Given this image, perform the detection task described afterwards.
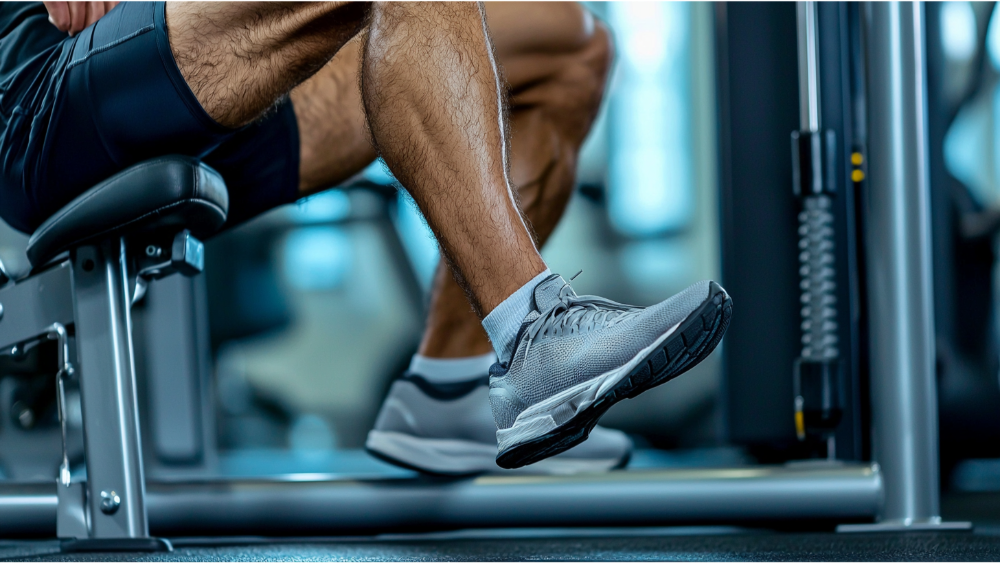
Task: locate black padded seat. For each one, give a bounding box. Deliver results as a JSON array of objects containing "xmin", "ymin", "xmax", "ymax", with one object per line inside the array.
[{"xmin": 26, "ymin": 156, "xmax": 228, "ymax": 267}]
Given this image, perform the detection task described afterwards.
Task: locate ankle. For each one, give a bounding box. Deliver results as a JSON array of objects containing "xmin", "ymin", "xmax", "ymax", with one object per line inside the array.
[
  {"xmin": 481, "ymin": 268, "xmax": 552, "ymax": 363},
  {"xmin": 417, "ymin": 327, "xmax": 495, "ymax": 358},
  {"xmin": 408, "ymin": 352, "xmax": 497, "ymax": 383}
]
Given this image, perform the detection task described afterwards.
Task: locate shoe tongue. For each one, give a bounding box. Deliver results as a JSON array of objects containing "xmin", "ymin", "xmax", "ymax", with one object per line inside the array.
[{"xmin": 533, "ymin": 274, "xmax": 573, "ymax": 313}]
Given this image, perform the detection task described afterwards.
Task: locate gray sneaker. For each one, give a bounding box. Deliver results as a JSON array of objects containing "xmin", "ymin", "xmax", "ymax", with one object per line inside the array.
[
  {"xmin": 491, "ymin": 274, "xmax": 732, "ymax": 469},
  {"xmin": 366, "ymin": 372, "xmax": 632, "ymax": 475}
]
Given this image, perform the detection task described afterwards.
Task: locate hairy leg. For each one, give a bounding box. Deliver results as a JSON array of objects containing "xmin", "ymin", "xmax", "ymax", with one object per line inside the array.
[
  {"xmin": 293, "ymin": 3, "xmax": 611, "ymax": 197},
  {"xmin": 288, "ymin": 4, "xmax": 611, "ymax": 357},
  {"xmin": 361, "ymin": 3, "xmax": 546, "ymax": 315},
  {"xmin": 292, "ymin": 37, "xmax": 372, "ymax": 191},
  {"xmin": 419, "ymin": 4, "xmax": 612, "ymax": 356},
  {"xmin": 167, "ymin": 3, "xmax": 368, "ymax": 128},
  {"xmin": 166, "ymin": 1, "xmax": 544, "ymax": 315}
]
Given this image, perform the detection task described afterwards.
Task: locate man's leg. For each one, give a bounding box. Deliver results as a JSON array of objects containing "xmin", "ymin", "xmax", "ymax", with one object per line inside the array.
[
  {"xmin": 418, "ymin": 3, "xmax": 612, "ymax": 357},
  {"xmin": 167, "ymin": 1, "xmax": 546, "ymax": 317},
  {"xmin": 280, "ymin": 3, "xmax": 624, "ymax": 474},
  {"xmin": 395, "ymin": 5, "xmax": 623, "ymax": 474},
  {"xmin": 287, "ymin": 3, "xmax": 613, "ymax": 358},
  {"xmin": 166, "ymin": 2, "xmax": 731, "ymax": 469}
]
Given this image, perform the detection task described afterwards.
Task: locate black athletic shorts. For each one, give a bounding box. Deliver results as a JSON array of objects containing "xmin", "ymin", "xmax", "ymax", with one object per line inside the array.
[{"xmin": 0, "ymin": 2, "xmax": 300, "ymax": 234}]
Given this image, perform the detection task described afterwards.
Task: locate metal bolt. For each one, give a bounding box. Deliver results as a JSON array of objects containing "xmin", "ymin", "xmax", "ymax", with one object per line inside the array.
[
  {"xmin": 145, "ymin": 245, "xmax": 162, "ymax": 258},
  {"xmin": 100, "ymin": 490, "xmax": 121, "ymax": 515}
]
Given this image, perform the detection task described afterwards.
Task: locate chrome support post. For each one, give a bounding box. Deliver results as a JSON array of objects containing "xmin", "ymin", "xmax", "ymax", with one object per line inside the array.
[
  {"xmin": 840, "ymin": 1, "xmax": 969, "ymax": 532},
  {"xmin": 69, "ymin": 238, "xmax": 149, "ymax": 540}
]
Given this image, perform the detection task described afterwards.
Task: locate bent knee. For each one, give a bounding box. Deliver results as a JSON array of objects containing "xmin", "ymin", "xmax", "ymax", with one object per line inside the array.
[
  {"xmin": 488, "ymin": 3, "xmax": 597, "ymax": 56},
  {"xmin": 538, "ymin": 8, "xmax": 614, "ymax": 99},
  {"xmin": 538, "ymin": 4, "xmax": 613, "ymax": 75},
  {"xmin": 543, "ymin": 17, "xmax": 614, "ymax": 121},
  {"xmin": 536, "ymin": 3, "xmax": 600, "ymax": 54},
  {"xmin": 577, "ymin": 18, "xmax": 613, "ymax": 93}
]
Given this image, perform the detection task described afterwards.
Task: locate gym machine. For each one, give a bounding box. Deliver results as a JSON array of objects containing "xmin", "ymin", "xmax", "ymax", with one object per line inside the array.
[
  {"xmin": 720, "ymin": 1, "xmax": 968, "ymax": 531},
  {"xmin": 719, "ymin": 0, "xmax": 866, "ymax": 466},
  {"xmin": 0, "ymin": 156, "xmax": 224, "ymax": 550},
  {"xmin": 0, "ymin": 0, "xmax": 966, "ymax": 548}
]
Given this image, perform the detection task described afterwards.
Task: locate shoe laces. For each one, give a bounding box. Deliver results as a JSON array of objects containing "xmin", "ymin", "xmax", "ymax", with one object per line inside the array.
[{"xmin": 524, "ymin": 271, "xmax": 642, "ymax": 356}]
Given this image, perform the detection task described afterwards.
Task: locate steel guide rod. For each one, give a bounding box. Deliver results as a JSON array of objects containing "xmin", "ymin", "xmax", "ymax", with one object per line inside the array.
[
  {"xmin": 792, "ymin": 2, "xmax": 842, "ymax": 456},
  {"xmin": 797, "ymin": 1, "xmax": 822, "ymax": 131}
]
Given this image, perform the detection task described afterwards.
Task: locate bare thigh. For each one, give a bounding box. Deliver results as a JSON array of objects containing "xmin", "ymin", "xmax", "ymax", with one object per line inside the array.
[
  {"xmin": 165, "ymin": 2, "xmax": 369, "ymax": 129},
  {"xmin": 290, "ymin": 2, "xmax": 608, "ymax": 196}
]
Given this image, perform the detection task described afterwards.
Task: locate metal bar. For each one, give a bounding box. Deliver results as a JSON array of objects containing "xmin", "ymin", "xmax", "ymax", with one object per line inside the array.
[
  {"xmin": 862, "ymin": 1, "xmax": 940, "ymax": 525},
  {"xmin": 0, "ymin": 465, "xmax": 882, "ymax": 536},
  {"xmin": 797, "ymin": 1, "xmax": 821, "ymax": 130},
  {"xmin": 0, "ymin": 483, "xmax": 55, "ymax": 537},
  {"xmin": 70, "ymin": 239, "xmax": 148, "ymax": 538}
]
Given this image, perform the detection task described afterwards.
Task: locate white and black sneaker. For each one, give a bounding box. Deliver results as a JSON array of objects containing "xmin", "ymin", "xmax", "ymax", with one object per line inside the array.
[{"xmin": 366, "ymin": 371, "xmax": 632, "ymax": 476}]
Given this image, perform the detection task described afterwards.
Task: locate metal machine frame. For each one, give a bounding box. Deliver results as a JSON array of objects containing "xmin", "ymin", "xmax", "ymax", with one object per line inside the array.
[{"xmin": 0, "ymin": 235, "xmax": 190, "ymax": 550}]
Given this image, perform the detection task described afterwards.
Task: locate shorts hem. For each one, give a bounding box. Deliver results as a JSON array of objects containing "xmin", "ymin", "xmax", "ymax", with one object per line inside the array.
[{"xmin": 152, "ymin": 1, "xmax": 238, "ymax": 137}]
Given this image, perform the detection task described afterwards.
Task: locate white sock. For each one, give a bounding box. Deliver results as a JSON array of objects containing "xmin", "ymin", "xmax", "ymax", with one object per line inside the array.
[
  {"xmin": 408, "ymin": 352, "xmax": 498, "ymax": 383},
  {"xmin": 481, "ymin": 269, "xmax": 552, "ymax": 363}
]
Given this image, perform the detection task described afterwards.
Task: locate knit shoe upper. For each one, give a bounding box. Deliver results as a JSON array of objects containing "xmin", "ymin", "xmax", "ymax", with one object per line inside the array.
[
  {"xmin": 490, "ymin": 274, "xmax": 731, "ymax": 469},
  {"xmin": 366, "ymin": 371, "xmax": 632, "ymax": 475}
]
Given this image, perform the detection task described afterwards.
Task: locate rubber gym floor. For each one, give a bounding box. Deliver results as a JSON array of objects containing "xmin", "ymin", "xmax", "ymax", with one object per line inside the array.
[
  {"xmin": 1, "ymin": 529, "xmax": 999, "ymax": 562},
  {"xmin": 3, "ymin": 494, "xmax": 1000, "ymax": 562}
]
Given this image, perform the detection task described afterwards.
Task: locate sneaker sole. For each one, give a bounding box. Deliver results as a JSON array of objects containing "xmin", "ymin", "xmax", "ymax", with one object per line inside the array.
[
  {"xmin": 366, "ymin": 430, "xmax": 630, "ymax": 476},
  {"xmin": 496, "ymin": 282, "xmax": 732, "ymax": 470}
]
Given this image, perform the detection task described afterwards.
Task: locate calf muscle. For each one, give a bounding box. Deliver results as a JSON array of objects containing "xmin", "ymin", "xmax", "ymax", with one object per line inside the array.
[
  {"xmin": 166, "ymin": 1, "xmax": 546, "ymax": 316},
  {"xmin": 362, "ymin": 3, "xmax": 544, "ymax": 315}
]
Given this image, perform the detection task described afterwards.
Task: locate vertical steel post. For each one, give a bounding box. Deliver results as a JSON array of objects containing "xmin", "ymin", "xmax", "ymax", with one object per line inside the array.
[
  {"xmin": 71, "ymin": 238, "xmax": 148, "ymax": 538},
  {"xmin": 842, "ymin": 1, "xmax": 968, "ymax": 531}
]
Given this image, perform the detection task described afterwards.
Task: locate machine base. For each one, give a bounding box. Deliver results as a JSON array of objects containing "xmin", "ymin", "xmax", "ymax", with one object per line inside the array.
[
  {"xmin": 837, "ymin": 519, "xmax": 973, "ymax": 533},
  {"xmin": 0, "ymin": 465, "xmax": 884, "ymax": 537},
  {"xmin": 61, "ymin": 537, "xmax": 173, "ymax": 552}
]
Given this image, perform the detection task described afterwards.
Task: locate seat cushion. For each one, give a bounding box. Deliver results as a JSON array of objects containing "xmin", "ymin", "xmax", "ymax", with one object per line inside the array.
[{"xmin": 26, "ymin": 156, "xmax": 228, "ymax": 267}]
